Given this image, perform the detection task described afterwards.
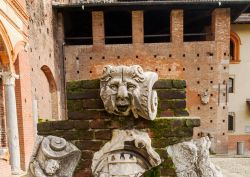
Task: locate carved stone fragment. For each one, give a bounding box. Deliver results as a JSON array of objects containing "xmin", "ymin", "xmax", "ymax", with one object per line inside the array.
[
  {"xmin": 200, "ymin": 90, "xmax": 210, "ymax": 105},
  {"xmin": 100, "ymin": 65, "xmax": 158, "ymax": 120},
  {"xmin": 28, "ymin": 136, "xmax": 81, "ymax": 177},
  {"xmin": 167, "ymin": 137, "xmax": 223, "ymax": 177},
  {"xmin": 92, "ymin": 130, "xmax": 161, "ymax": 177}
]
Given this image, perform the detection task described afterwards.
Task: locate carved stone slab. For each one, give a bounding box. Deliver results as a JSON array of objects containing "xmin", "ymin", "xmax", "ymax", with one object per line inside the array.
[
  {"xmin": 100, "ymin": 65, "xmax": 158, "ymax": 120},
  {"xmin": 92, "ymin": 130, "xmax": 161, "ymax": 177},
  {"xmin": 167, "ymin": 137, "xmax": 223, "ymax": 177},
  {"xmin": 28, "ymin": 136, "xmax": 81, "ymax": 177}
]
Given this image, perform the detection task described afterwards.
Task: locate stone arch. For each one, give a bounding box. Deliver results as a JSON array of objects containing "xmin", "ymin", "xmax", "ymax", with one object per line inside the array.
[
  {"xmin": 0, "ymin": 20, "xmax": 13, "ymax": 65},
  {"xmin": 13, "ymin": 41, "xmax": 26, "ymax": 63},
  {"xmin": 41, "ymin": 65, "xmax": 58, "ymax": 120},
  {"xmin": 230, "ymin": 31, "xmax": 241, "ymax": 64}
]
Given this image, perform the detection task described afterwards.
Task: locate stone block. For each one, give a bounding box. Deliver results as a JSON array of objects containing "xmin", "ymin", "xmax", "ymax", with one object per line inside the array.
[
  {"xmin": 174, "ymin": 109, "xmax": 189, "ymax": 117},
  {"xmin": 172, "ymin": 80, "xmax": 186, "ymax": 89},
  {"xmin": 68, "ymin": 110, "xmax": 101, "ymax": 120},
  {"xmin": 74, "ymin": 120, "xmax": 90, "ymax": 129},
  {"xmin": 157, "ymin": 90, "xmax": 186, "ymax": 100},
  {"xmin": 52, "ymin": 120, "xmax": 75, "ymax": 130},
  {"xmin": 67, "ymin": 89, "xmax": 100, "ymax": 100},
  {"xmin": 95, "ymin": 130, "xmax": 112, "ymax": 140},
  {"xmin": 153, "ymin": 80, "xmax": 173, "ymax": 89},
  {"xmin": 82, "ymin": 99, "xmax": 104, "ymax": 109},
  {"xmin": 81, "ymin": 151, "xmax": 94, "ymax": 159},
  {"xmin": 74, "ymin": 140, "xmax": 104, "ymax": 150}
]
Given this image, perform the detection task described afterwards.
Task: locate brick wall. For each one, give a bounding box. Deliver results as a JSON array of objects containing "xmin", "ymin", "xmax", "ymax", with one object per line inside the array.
[
  {"xmin": 64, "ymin": 9, "xmax": 230, "ymax": 153},
  {"xmin": 14, "ymin": 51, "xmax": 35, "ymax": 170},
  {"xmin": 37, "ymin": 79, "xmax": 200, "ymax": 177},
  {"xmin": 0, "ymin": 79, "xmax": 7, "ymax": 147},
  {"xmin": 26, "ymin": 0, "xmax": 65, "ymax": 120}
]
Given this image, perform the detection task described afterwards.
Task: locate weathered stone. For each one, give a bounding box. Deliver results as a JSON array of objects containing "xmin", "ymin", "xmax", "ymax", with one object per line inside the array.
[
  {"xmin": 200, "ymin": 90, "xmax": 210, "ymax": 105},
  {"xmin": 28, "ymin": 136, "xmax": 81, "ymax": 177},
  {"xmin": 75, "ymin": 140, "xmax": 104, "ymax": 151},
  {"xmin": 92, "ymin": 130, "xmax": 161, "ymax": 177},
  {"xmin": 100, "ymin": 65, "xmax": 158, "ymax": 120},
  {"xmin": 172, "ymin": 80, "xmax": 186, "ymax": 89},
  {"xmin": 153, "ymin": 80, "xmax": 173, "ymax": 89},
  {"xmin": 167, "ymin": 137, "xmax": 223, "ymax": 177},
  {"xmin": 74, "ymin": 120, "xmax": 90, "ymax": 129},
  {"xmin": 67, "ymin": 89, "xmax": 100, "ymax": 100},
  {"xmin": 82, "ymin": 99, "xmax": 104, "ymax": 109},
  {"xmin": 68, "ymin": 110, "xmax": 101, "ymax": 120},
  {"xmin": 95, "ymin": 130, "xmax": 112, "ymax": 140},
  {"xmin": 157, "ymin": 90, "xmax": 186, "ymax": 100}
]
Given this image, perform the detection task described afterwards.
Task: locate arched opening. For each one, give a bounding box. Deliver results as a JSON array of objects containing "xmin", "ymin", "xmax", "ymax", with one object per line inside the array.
[
  {"xmin": 230, "ymin": 31, "xmax": 241, "ymax": 64},
  {"xmin": 41, "ymin": 65, "xmax": 58, "ymax": 120},
  {"xmin": 0, "ymin": 36, "xmax": 8, "ymax": 150}
]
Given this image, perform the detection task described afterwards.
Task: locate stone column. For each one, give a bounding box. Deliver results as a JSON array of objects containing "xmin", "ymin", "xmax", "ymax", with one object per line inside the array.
[
  {"xmin": 32, "ymin": 99, "xmax": 38, "ymax": 137},
  {"xmin": 0, "ymin": 72, "xmax": 20, "ymax": 174}
]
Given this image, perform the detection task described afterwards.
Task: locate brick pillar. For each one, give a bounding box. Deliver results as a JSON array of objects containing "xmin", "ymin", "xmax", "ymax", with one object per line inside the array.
[
  {"xmin": 212, "ymin": 8, "xmax": 231, "ymax": 42},
  {"xmin": 92, "ymin": 11, "xmax": 105, "ymax": 47},
  {"xmin": 211, "ymin": 8, "xmax": 230, "ymax": 154},
  {"xmin": 132, "ymin": 11, "xmax": 144, "ymax": 45},
  {"xmin": 14, "ymin": 51, "xmax": 34, "ymax": 170},
  {"xmin": 170, "ymin": 10, "xmax": 183, "ymax": 44}
]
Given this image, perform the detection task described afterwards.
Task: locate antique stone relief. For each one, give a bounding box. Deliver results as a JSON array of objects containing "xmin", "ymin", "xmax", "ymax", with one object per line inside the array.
[
  {"xmin": 167, "ymin": 136, "xmax": 223, "ymax": 177},
  {"xmin": 28, "ymin": 136, "xmax": 81, "ymax": 177},
  {"xmin": 200, "ymin": 90, "xmax": 210, "ymax": 105},
  {"xmin": 92, "ymin": 130, "xmax": 161, "ymax": 177},
  {"xmin": 100, "ymin": 65, "xmax": 158, "ymax": 120}
]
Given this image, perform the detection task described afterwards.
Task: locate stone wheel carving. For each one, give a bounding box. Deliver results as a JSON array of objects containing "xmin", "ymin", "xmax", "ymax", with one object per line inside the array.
[
  {"xmin": 28, "ymin": 136, "xmax": 81, "ymax": 177},
  {"xmin": 92, "ymin": 130, "xmax": 161, "ymax": 177}
]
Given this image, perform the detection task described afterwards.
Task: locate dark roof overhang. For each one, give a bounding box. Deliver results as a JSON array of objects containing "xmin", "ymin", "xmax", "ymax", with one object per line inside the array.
[{"xmin": 53, "ymin": 0, "xmax": 250, "ymax": 22}]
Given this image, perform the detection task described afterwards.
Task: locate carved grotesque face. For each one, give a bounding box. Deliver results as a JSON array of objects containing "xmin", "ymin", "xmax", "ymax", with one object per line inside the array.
[{"xmin": 100, "ymin": 65, "xmax": 158, "ymax": 120}]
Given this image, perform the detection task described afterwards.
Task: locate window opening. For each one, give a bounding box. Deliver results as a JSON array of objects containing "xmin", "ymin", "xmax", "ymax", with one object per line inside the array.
[
  {"xmin": 64, "ymin": 10, "xmax": 92, "ymax": 45},
  {"xmin": 184, "ymin": 10, "xmax": 212, "ymax": 41},
  {"xmin": 228, "ymin": 113, "xmax": 235, "ymax": 131},
  {"xmin": 144, "ymin": 10, "xmax": 170, "ymax": 43},
  {"xmin": 228, "ymin": 77, "xmax": 234, "ymax": 93},
  {"xmin": 104, "ymin": 11, "xmax": 132, "ymax": 44}
]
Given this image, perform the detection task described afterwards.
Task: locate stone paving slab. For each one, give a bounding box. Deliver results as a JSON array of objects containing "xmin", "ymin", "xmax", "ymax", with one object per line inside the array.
[{"xmin": 211, "ymin": 157, "xmax": 250, "ymax": 177}]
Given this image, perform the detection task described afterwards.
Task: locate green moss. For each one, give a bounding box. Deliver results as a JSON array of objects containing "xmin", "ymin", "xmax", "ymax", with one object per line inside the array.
[
  {"xmin": 143, "ymin": 165, "xmax": 161, "ymax": 177},
  {"xmin": 172, "ymin": 80, "xmax": 186, "ymax": 89},
  {"xmin": 67, "ymin": 79, "xmax": 100, "ymax": 93}
]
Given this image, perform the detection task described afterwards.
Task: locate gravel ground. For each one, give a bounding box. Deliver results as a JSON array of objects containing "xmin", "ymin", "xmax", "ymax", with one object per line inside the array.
[{"xmin": 211, "ymin": 157, "xmax": 250, "ymax": 177}]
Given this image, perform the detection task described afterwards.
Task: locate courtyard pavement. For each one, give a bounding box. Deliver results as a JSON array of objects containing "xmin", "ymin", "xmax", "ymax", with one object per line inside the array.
[{"xmin": 211, "ymin": 150, "xmax": 250, "ymax": 177}]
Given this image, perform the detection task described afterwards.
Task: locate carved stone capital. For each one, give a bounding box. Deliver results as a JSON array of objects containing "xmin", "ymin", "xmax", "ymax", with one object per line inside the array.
[{"xmin": 0, "ymin": 72, "xmax": 19, "ymax": 86}]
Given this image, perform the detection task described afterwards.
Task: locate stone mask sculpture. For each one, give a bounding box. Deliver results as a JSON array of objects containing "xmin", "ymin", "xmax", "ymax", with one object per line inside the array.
[
  {"xmin": 28, "ymin": 136, "xmax": 81, "ymax": 177},
  {"xmin": 92, "ymin": 130, "xmax": 161, "ymax": 177},
  {"xmin": 100, "ymin": 65, "xmax": 158, "ymax": 120}
]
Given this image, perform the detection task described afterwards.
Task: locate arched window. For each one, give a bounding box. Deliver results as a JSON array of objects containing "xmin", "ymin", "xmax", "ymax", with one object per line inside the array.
[{"xmin": 230, "ymin": 31, "xmax": 241, "ymax": 64}]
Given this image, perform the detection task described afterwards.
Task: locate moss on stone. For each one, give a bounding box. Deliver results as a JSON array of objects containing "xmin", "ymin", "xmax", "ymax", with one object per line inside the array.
[{"xmin": 143, "ymin": 165, "xmax": 161, "ymax": 177}]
